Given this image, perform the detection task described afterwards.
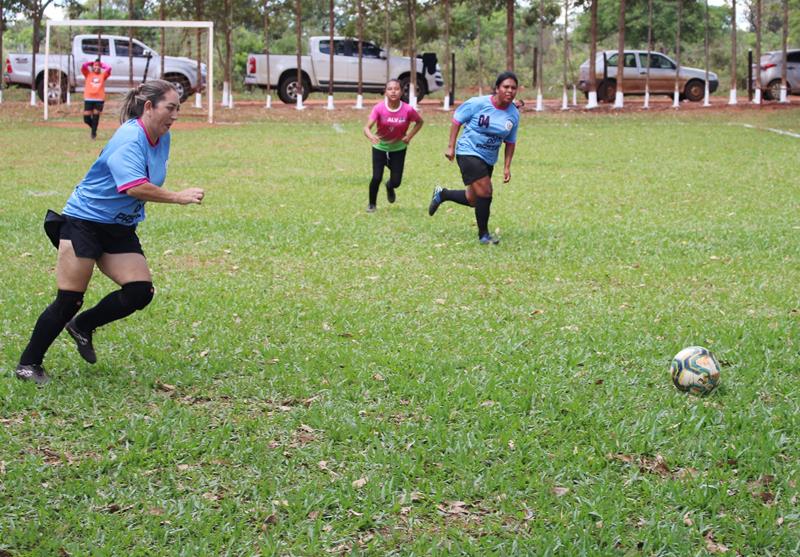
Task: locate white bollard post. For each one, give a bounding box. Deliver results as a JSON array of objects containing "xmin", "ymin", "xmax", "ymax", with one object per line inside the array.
[
  {"xmin": 227, "ymin": 91, "xmax": 234, "ymax": 109},
  {"xmin": 30, "ymin": 90, "xmax": 37, "ymax": 106},
  {"xmin": 0, "ymin": 88, "xmax": 3, "ymax": 104},
  {"xmin": 265, "ymin": 94, "xmax": 272, "ymax": 109},
  {"xmin": 703, "ymin": 83, "xmax": 711, "ymax": 106},
  {"xmin": 536, "ymin": 89, "xmax": 543, "ymax": 112},
  {"xmin": 409, "ymin": 83, "xmax": 417, "ymax": 109},
  {"xmin": 195, "ymin": 92, "xmax": 202, "ymax": 108},
  {"xmin": 442, "ymin": 95, "xmax": 450, "ymax": 111},
  {"xmin": 221, "ymin": 82, "xmax": 229, "ymax": 106},
  {"xmin": 614, "ymin": 91, "xmax": 624, "ymax": 109},
  {"xmin": 326, "ymin": 94, "xmax": 335, "ymax": 110},
  {"xmin": 586, "ymin": 90, "xmax": 598, "ymax": 109},
  {"xmin": 779, "ymin": 85, "xmax": 788, "ymax": 103},
  {"xmin": 728, "ymin": 88, "xmax": 737, "ymax": 105},
  {"xmin": 355, "ymin": 94, "xmax": 363, "ymax": 109},
  {"xmin": 561, "ymin": 88, "xmax": 568, "ymax": 111},
  {"xmin": 66, "ymin": 90, "xmax": 71, "ymax": 105},
  {"xmin": 296, "ymin": 94, "xmax": 304, "ymax": 110},
  {"xmin": 572, "ymin": 85, "xmax": 577, "ymax": 106},
  {"xmin": 672, "ymin": 88, "xmax": 680, "ymax": 108},
  {"xmin": 753, "ymin": 88, "xmax": 761, "ymax": 104},
  {"xmin": 644, "ymin": 88, "xmax": 650, "ymax": 109}
]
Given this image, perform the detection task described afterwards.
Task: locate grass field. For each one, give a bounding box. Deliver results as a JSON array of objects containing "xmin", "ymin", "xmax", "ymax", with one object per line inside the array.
[{"xmin": 1, "ymin": 103, "xmax": 799, "ymax": 555}]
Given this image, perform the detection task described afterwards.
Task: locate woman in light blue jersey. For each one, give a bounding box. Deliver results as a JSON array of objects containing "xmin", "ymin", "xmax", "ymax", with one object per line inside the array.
[
  {"xmin": 428, "ymin": 71, "xmax": 520, "ymax": 245},
  {"xmin": 15, "ymin": 80, "xmax": 205, "ymax": 384}
]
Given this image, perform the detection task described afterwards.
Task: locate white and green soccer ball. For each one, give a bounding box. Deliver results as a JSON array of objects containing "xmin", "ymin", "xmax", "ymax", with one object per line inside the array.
[{"xmin": 670, "ymin": 346, "xmax": 721, "ymax": 396}]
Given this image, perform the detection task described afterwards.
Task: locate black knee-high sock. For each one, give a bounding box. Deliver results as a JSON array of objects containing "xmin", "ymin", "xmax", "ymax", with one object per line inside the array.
[
  {"xmin": 19, "ymin": 290, "xmax": 84, "ymax": 366},
  {"xmin": 441, "ymin": 188, "xmax": 471, "ymax": 206},
  {"xmin": 91, "ymin": 114, "xmax": 100, "ymax": 134},
  {"xmin": 74, "ymin": 282, "xmax": 154, "ymax": 332},
  {"xmin": 83, "ymin": 114, "xmax": 93, "ymax": 128},
  {"xmin": 475, "ymin": 196, "xmax": 492, "ymax": 237}
]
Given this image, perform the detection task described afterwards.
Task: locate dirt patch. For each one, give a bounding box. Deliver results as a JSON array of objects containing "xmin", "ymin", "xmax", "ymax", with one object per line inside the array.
[{"xmin": 7, "ymin": 93, "xmax": 799, "ymax": 130}]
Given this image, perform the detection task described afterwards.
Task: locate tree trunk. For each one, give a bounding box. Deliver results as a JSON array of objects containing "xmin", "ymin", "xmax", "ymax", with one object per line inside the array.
[
  {"xmin": 128, "ymin": 0, "xmax": 134, "ymax": 87},
  {"xmin": 477, "ymin": 17, "xmax": 483, "ymax": 95},
  {"xmin": 754, "ymin": 0, "xmax": 761, "ymax": 94},
  {"xmin": 406, "ymin": 0, "xmax": 417, "ymax": 101},
  {"xmin": 328, "ymin": 0, "xmax": 333, "ymax": 97},
  {"xmin": 444, "ymin": 0, "xmax": 450, "ymax": 102},
  {"xmin": 160, "ymin": 0, "xmax": 165, "ymax": 77},
  {"xmin": 563, "ymin": 0, "xmax": 569, "ymax": 94},
  {"xmin": 730, "ymin": 0, "xmax": 736, "ymax": 94},
  {"xmin": 31, "ymin": 7, "xmax": 40, "ymax": 93},
  {"xmin": 588, "ymin": 0, "xmax": 597, "ymax": 96},
  {"xmin": 357, "ymin": 0, "xmax": 363, "ymax": 95},
  {"xmin": 225, "ymin": 0, "xmax": 232, "ymax": 95},
  {"xmin": 780, "ymin": 0, "xmax": 788, "ymax": 100},
  {"xmin": 196, "ymin": 0, "xmax": 203, "ymax": 98},
  {"xmin": 384, "ymin": 1, "xmax": 390, "ymax": 79},
  {"xmin": 674, "ymin": 0, "xmax": 682, "ymax": 99},
  {"xmin": 0, "ymin": 0, "xmax": 5, "ymax": 100},
  {"xmin": 537, "ymin": 0, "xmax": 544, "ymax": 96},
  {"xmin": 506, "ymin": 0, "xmax": 514, "ymax": 71},
  {"xmin": 98, "ymin": 0, "xmax": 103, "ymax": 49},
  {"xmin": 615, "ymin": 0, "xmax": 626, "ymax": 102},
  {"xmin": 645, "ymin": 0, "xmax": 653, "ymax": 98},
  {"xmin": 263, "ymin": 0, "xmax": 270, "ymax": 96},
  {"xmin": 296, "ymin": 0, "xmax": 302, "ymax": 100}
]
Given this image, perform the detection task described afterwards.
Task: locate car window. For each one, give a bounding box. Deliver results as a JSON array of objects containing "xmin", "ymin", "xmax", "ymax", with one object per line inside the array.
[
  {"xmin": 787, "ymin": 52, "xmax": 800, "ymax": 63},
  {"xmin": 605, "ymin": 53, "xmax": 637, "ymax": 68},
  {"xmin": 358, "ymin": 41, "xmax": 382, "ymax": 59},
  {"xmin": 115, "ymin": 39, "xmax": 147, "ymax": 58},
  {"xmin": 642, "ymin": 53, "xmax": 675, "ymax": 70},
  {"xmin": 319, "ymin": 40, "xmax": 348, "ymax": 56},
  {"xmin": 82, "ymin": 38, "xmax": 110, "ymax": 56}
]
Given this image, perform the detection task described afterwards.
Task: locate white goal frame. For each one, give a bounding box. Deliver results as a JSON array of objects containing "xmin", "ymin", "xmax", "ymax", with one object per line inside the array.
[{"xmin": 44, "ymin": 19, "xmax": 214, "ymax": 123}]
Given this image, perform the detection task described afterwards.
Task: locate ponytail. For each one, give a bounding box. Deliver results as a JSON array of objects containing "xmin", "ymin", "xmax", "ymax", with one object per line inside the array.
[{"xmin": 119, "ymin": 79, "xmax": 178, "ymax": 123}]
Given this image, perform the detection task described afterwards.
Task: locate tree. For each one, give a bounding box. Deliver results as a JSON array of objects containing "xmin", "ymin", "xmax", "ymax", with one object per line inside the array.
[
  {"xmin": 615, "ymin": 0, "xmax": 626, "ymax": 106},
  {"xmin": 19, "ymin": 0, "xmax": 56, "ymax": 98},
  {"xmin": 263, "ymin": 0, "xmax": 270, "ymax": 102},
  {"xmin": 674, "ymin": 0, "xmax": 682, "ymax": 105},
  {"xmin": 730, "ymin": 0, "xmax": 737, "ymax": 102},
  {"xmin": 406, "ymin": 0, "xmax": 416, "ymax": 103},
  {"xmin": 506, "ymin": 0, "xmax": 514, "ymax": 70},
  {"xmin": 780, "ymin": 0, "xmax": 787, "ymax": 101},
  {"xmin": 754, "ymin": 0, "xmax": 761, "ymax": 101}
]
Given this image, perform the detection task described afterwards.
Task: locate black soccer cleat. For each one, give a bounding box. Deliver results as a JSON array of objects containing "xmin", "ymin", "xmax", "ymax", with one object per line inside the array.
[
  {"xmin": 428, "ymin": 186, "xmax": 443, "ymax": 216},
  {"xmin": 15, "ymin": 363, "xmax": 50, "ymax": 385},
  {"xmin": 66, "ymin": 319, "xmax": 97, "ymax": 364},
  {"xmin": 479, "ymin": 233, "xmax": 500, "ymax": 245}
]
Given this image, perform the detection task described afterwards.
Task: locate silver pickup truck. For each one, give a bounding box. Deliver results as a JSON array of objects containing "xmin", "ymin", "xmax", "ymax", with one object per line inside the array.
[
  {"xmin": 245, "ymin": 36, "xmax": 442, "ymax": 104},
  {"xmin": 4, "ymin": 34, "xmax": 206, "ymax": 103}
]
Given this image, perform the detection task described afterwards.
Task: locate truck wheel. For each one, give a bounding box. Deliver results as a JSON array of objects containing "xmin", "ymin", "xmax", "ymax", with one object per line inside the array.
[
  {"xmin": 597, "ymin": 80, "xmax": 616, "ymax": 103},
  {"xmin": 36, "ymin": 70, "xmax": 68, "ymax": 104},
  {"xmin": 278, "ymin": 74, "xmax": 311, "ymax": 104},
  {"xmin": 683, "ymin": 79, "xmax": 704, "ymax": 102},
  {"xmin": 399, "ymin": 75, "xmax": 427, "ymax": 103},
  {"xmin": 164, "ymin": 74, "xmax": 191, "ymax": 103}
]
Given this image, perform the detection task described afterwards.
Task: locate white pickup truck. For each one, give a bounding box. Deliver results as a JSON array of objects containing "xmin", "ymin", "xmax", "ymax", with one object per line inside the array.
[
  {"xmin": 3, "ymin": 34, "xmax": 206, "ymax": 103},
  {"xmin": 245, "ymin": 36, "xmax": 443, "ymax": 104}
]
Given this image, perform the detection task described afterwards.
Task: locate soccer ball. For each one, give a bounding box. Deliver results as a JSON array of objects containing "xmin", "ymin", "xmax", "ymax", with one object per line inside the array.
[{"xmin": 670, "ymin": 346, "xmax": 721, "ymax": 395}]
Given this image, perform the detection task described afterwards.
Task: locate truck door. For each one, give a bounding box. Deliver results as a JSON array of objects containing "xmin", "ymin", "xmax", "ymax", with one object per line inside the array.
[
  {"xmin": 355, "ymin": 40, "xmax": 387, "ymax": 87},
  {"xmin": 113, "ymin": 38, "xmax": 153, "ymax": 88},
  {"xmin": 316, "ymin": 38, "xmax": 346, "ymax": 87}
]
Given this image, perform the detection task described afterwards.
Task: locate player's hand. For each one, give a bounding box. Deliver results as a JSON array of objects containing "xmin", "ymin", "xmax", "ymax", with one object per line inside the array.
[
  {"xmin": 503, "ymin": 168, "xmax": 511, "ymax": 183},
  {"xmin": 177, "ymin": 187, "xmax": 205, "ymax": 205},
  {"xmin": 402, "ymin": 134, "xmax": 412, "ymax": 144},
  {"xmin": 444, "ymin": 146, "xmax": 455, "ymax": 161},
  {"xmin": 370, "ymin": 135, "xmax": 380, "ymax": 145}
]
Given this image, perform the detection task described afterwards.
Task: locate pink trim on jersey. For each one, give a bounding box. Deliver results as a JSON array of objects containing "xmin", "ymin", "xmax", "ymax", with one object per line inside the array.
[
  {"xmin": 369, "ymin": 100, "xmax": 421, "ymax": 144},
  {"xmin": 136, "ymin": 118, "xmax": 159, "ymax": 147},
  {"xmin": 489, "ymin": 95, "xmax": 511, "ymax": 111},
  {"xmin": 118, "ymin": 177, "xmax": 149, "ymax": 193},
  {"xmin": 451, "ymin": 117, "xmax": 463, "ymax": 125}
]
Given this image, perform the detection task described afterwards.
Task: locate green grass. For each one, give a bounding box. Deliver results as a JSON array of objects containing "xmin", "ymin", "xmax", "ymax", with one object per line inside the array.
[{"xmin": 1, "ymin": 105, "xmax": 799, "ymax": 556}]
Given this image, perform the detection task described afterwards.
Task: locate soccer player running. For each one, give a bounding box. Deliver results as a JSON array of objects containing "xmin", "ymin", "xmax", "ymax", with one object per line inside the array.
[
  {"xmin": 15, "ymin": 80, "xmax": 205, "ymax": 384},
  {"xmin": 362, "ymin": 79, "xmax": 424, "ymax": 213},
  {"xmin": 81, "ymin": 58, "xmax": 112, "ymax": 139},
  {"xmin": 428, "ymin": 71, "xmax": 520, "ymax": 245}
]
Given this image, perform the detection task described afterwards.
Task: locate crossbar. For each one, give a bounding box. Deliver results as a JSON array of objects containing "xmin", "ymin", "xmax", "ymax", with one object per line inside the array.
[{"xmin": 44, "ymin": 19, "xmax": 214, "ymax": 123}]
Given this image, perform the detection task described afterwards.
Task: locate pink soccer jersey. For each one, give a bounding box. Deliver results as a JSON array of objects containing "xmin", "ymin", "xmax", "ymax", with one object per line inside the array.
[{"xmin": 370, "ymin": 99, "xmax": 421, "ymax": 145}]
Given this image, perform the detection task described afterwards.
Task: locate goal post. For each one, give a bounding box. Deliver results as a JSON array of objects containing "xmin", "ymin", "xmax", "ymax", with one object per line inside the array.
[{"xmin": 44, "ymin": 19, "xmax": 214, "ymax": 123}]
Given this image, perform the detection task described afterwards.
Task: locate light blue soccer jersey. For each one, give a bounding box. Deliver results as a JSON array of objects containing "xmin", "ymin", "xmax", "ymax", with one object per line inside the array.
[
  {"xmin": 63, "ymin": 119, "xmax": 171, "ymax": 225},
  {"xmin": 453, "ymin": 95, "xmax": 520, "ymax": 166}
]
